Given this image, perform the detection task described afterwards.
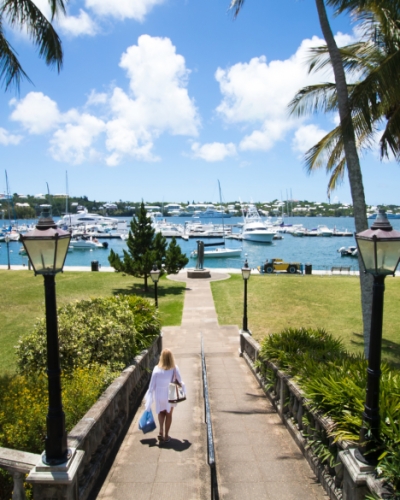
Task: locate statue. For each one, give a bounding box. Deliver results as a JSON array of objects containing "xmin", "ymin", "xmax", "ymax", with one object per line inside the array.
[{"xmin": 195, "ymin": 240, "xmax": 204, "ymax": 270}]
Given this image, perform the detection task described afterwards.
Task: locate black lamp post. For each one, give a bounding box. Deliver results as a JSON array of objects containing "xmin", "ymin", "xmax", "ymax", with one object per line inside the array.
[
  {"xmin": 241, "ymin": 259, "xmax": 251, "ymax": 332},
  {"xmin": 5, "ymin": 234, "xmax": 10, "ymax": 270},
  {"xmin": 150, "ymin": 263, "xmax": 161, "ymax": 308},
  {"xmin": 355, "ymin": 209, "xmax": 400, "ymax": 464},
  {"xmin": 20, "ymin": 209, "xmax": 71, "ymax": 466}
]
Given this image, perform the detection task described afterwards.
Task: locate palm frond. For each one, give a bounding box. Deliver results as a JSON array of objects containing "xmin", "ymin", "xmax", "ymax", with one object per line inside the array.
[
  {"xmin": 1, "ymin": 0, "xmax": 63, "ymax": 71},
  {"xmin": 229, "ymin": 0, "xmax": 245, "ymax": 17},
  {"xmin": 289, "ymin": 83, "xmax": 338, "ymax": 117},
  {"xmin": 0, "ymin": 19, "xmax": 31, "ymax": 90}
]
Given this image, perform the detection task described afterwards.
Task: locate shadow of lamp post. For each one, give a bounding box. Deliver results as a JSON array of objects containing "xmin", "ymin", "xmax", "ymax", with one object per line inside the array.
[
  {"xmin": 150, "ymin": 263, "xmax": 161, "ymax": 308},
  {"xmin": 354, "ymin": 209, "xmax": 400, "ymax": 464},
  {"xmin": 5, "ymin": 234, "xmax": 10, "ymax": 270},
  {"xmin": 241, "ymin": 259, "xmax": 251, "ymax": 332},
  {"xmin": 20, "ymin": 209, "xmax": 71, "ymax": 465}
]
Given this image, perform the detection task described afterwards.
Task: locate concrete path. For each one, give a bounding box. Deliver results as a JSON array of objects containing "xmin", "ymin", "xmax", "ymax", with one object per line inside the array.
[{"xmin": 96, "ymin": 270, "xmax": 328, "ymax": 500}]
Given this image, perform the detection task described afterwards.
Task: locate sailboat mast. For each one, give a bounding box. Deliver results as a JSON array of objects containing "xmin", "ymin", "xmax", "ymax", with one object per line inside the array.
[
  {"xmin": 218, "ymin": 180, "xmax": 225, "ymax": 244},
  {"xmin": 5, "ymin": 170, "xmax": 11, "ymax": 224},
  {"xmin": 66, "ymin": 171, "xmax": 69, "ymax": 215}
]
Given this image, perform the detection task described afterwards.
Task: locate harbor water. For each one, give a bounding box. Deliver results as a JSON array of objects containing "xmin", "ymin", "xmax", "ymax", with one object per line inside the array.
[{"xmin": 1, "ymin": 216, "xmax": 397, "ymax": 272}]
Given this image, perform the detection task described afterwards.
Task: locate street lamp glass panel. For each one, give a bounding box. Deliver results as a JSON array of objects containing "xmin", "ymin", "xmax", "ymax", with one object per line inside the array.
[
  {"xmin": 241, "ymin": 262, "xmax": 251, "ymax": 280},
  {"xmin": 357, "ymin": 237, "xmax": 400, "ymax": 275},
  {"xmin": 150, "ymin": 266, "xmax": 160, "ymax": 283},
  {"xmin": 21, "ymin": 228, "xmax": 70, "ymax": 275},
  {"xmin": 5, "ymin": 235, "xmax": 10, "ymax": 243}
]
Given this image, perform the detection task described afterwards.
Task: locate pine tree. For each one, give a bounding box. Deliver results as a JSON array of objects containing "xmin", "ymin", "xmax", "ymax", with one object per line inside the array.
[{"xmin": 108, "ymin": 203, "xmax": 188, "ymax": 291}]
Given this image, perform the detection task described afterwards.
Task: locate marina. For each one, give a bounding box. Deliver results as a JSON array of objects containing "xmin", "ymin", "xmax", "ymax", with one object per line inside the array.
[{"xmin": 1, "ymin": 215, "xmax": 393, "ymax": 272}]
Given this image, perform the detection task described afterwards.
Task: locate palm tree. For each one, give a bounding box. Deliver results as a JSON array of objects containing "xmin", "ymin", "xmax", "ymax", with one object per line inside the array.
[
  {"xmin": 0, "ymin": 0, "xmax": 66, "ymax": 90},
  {"xmin": 289, "ymin": 3, "xmax": 400, "ymax": 192},
  {"xmin": 230, "ymin": 0, "xmax": 373, "ymax": 355}
]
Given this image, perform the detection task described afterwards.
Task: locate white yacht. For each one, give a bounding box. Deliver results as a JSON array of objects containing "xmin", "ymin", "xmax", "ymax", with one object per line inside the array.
[
  {"xmin": 57, "ymin": 208, "xmax": 120, "ymax": 228},
  {"xmin": 69, "ymin": 237, "xmax": 108, "ymax": 249},
  {"xmin": 241, "ymin": 205, "xmax": 275, "ymax": 243},
  {"xmin": 199, "ymin": 208, "xmax": 231, "ymax": 218},
  {"xmin": 190, "ymin": 247, "xmax": 242, "ymax": 259},
  {"xmin": 317, "ymin": 225, "xmax": 334, "ymax": 237}
]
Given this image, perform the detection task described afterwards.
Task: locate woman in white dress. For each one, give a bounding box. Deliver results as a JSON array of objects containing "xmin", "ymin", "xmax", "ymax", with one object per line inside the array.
[{"xmin": 145, "ymin": 348, "xmax": 184, "ymax": 443}]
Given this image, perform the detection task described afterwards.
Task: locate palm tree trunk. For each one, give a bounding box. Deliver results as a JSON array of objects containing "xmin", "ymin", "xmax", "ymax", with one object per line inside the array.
[{"xmin": 315, "ymin": 0, "xmax": 373, "ymax": 356}]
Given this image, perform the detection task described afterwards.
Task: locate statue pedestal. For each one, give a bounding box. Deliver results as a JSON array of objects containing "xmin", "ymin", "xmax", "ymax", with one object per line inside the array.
[{"xmin": 187, "ymin": 269, "xmax": 211, "ymax": 279}]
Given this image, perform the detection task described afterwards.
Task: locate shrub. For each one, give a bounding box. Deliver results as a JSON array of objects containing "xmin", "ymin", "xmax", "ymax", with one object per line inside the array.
[
  {"xmin": 0, "ymin": 367, "xmax": 112, "ymax": 454},
  {"xmin": 16, "ymin": 295, "xmax": 160, "ymax": 374},
  {"xmin": 258, "ymin": 327, "xmax": 344, "ymax": 373},
  {"xmin": 0, "ymin": 366, "xmax": 113, "ymax": 500},
  {"xmin": 258, "ymin": 327, "xmax": 400, "ymax": 494}
]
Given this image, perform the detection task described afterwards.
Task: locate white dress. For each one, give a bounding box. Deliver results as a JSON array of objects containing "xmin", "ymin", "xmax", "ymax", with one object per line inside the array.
[{"xmin": 145, "ymin": 365, "xmax": 185, "ymax": 414}]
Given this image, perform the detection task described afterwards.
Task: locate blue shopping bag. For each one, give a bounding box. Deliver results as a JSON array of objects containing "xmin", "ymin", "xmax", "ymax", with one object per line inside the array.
[{"xmin": 138, "ymin": 410, "xmax": 156, "ymax": 434}]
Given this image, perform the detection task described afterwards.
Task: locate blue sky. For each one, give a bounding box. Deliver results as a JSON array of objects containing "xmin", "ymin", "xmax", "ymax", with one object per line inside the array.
[{"xmin": 0, "ymin": 0, "xmax": 399, "ymax": 205}]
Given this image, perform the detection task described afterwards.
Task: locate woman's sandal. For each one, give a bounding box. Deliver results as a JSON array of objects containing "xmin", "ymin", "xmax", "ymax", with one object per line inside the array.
[
  {"xmin": 163, "ymin": 436, "xmax": 171, "ymax": 443},
  {"xmin": 157, "ymin": 434, "xmax": 164, "ymax": 442}
]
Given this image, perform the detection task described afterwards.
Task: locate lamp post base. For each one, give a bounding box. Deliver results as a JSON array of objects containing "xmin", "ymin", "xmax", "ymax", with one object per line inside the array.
[
  {"xmin": 187, "ymin": 268, "xmax": 211, "ymax": 278},
  {"xmin": 27, "ymin": 448, "xmax": 84, "ymax": 500},
  {"xmin": 42, "ymin": 448, "xmax": 72, "ymax": 466}
]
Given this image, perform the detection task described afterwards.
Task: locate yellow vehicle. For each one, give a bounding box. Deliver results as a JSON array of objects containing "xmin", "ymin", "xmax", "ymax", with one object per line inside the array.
[{"xmin": 262, "ymin": 258, "xmax": 302, "ymax": 274}]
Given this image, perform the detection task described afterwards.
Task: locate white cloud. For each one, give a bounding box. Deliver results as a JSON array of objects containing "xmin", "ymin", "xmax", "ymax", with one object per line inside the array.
[
  {"xmin": 118, "ymin": 35, "xmax": 199, "ymax": 136},
  {"xmin": 8, "ymin": 36, "xmax": 199, "ymax": 165},
  {"xmin": 58, "ymin": 9, "xmax": 98, "ymax": 37},
  {"xmin": 86, "ymin": 90, "xmax": 108, "ymax": 106},
  {"xmin": 191, "ymin": 142, "xmax": 237, "ymax": 162},
  {"xmin": 49, "ymin": 114, "xmax": 106, "ymax": 164},
  {"xmin": 84, "ymin": 0, "xmax": 166, "ymax": 22},
  {"xmin": 292, "ymin": 124, "xmax": 328, "ymax": 155},
  {"xmin": 10, "ymin": 92, "xmax": 61, "ymax": 134},
  {"xmin": 215, "ymin": 32, "xmax": 358, "ymax": 152},
  {"xmin": 0, "ymin": 128, "xmax": 22, "ymax": 145}
]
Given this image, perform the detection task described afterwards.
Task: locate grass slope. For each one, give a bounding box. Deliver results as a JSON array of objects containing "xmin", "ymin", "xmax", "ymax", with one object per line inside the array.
[
  {"xmin": 0, "ymin": 270, "xmax": 185, "ymax": 375},
  {"xmin": 211, "ymin": 274, "xmax": 400, "ymax": 366}
]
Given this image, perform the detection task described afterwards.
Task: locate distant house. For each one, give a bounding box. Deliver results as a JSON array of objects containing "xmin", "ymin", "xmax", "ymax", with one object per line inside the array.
[{"xmin": 103, "ymin": 203, "xmax": 118, "ymax": 210}]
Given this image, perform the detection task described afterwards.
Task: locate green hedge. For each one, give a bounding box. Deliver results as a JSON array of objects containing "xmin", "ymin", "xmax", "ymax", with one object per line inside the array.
[
  {"xmin": 257, "ymin": 327, "xmax": 400, "ymax": 498},
  {"xmin": 16, "ymin": 295, "xmax": 161, "ymax": 374}
]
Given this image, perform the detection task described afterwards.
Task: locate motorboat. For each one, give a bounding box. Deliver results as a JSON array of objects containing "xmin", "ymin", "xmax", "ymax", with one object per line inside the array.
[
  {"xmin": 153, "ymin": 220, "xmax": 188, "ymax": 239},
  {"xmin": 332, "ymin": 227, "xmax": 353, "ymax": 237},
  {"xmin": 317, "ymin": 225, "xmax": 334, "ymax": 237},
  {"xmin": 240, "ymin": 204, "xmax": 275, "ymax": 243},
  {"xmin": 69, "ymin": 237, "xmax": 108, "ymax": 249},
  {"xmin": 190, "ymin": 247, "xmax": 242, "ymax": 258},
  {"xmin": 338, "ymin": 246, "xmax": 358, "ymax": 257}
]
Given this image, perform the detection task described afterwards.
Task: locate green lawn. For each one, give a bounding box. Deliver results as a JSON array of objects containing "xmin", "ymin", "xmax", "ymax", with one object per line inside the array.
[
  {"xmin": 211, "ymin": 274, "xmax": 400, "ymax": 366},
  {"xmin": 0, "ymin": 270, "xmax": 186, "ymax": 375}
]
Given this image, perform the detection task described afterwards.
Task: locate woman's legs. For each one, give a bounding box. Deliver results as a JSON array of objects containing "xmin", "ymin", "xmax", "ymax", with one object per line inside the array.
[
  {"xmin": 158, "ymin": 410, "xmax": 166, "ymax": 439},
  {"xmin": 165, "ymin": 407, "xmax": 174, "ymax": 440}
]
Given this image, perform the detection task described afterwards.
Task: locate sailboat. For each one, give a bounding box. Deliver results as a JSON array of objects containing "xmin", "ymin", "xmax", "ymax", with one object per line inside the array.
[{"xmin": 190, "ymin": 181, "xmax": 242, "ymax": 259}]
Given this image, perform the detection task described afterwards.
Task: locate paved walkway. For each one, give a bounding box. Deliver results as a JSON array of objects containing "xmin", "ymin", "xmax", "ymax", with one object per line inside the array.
[{"xmin": 96, "ymin": 270, "xmax": 328, "ymax": 500}]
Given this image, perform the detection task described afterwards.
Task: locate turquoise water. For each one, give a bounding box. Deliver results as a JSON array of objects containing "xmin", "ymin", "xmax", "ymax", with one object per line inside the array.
[{"xmin": 2, "ymin": 216, "xmax": 398, "ymax": 271}]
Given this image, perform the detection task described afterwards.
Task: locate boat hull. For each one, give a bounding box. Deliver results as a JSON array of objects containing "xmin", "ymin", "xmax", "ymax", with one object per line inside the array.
[
  {"xmin": 241, "ymin": 232, "xmax": 274, "ymax": 243},
  {"xmin": 191, "ymin": 248, "xmax": 242, "ymax": 258}
]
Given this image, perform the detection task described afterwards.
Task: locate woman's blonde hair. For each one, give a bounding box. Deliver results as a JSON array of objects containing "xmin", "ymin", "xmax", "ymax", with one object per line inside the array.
[{"xmin": 158, "ymin": 348, "xmax": 176, "ymax": 370}]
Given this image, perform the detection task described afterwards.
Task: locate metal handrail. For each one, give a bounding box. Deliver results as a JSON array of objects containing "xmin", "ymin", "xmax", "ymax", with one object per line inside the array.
[{"xmin": 201, "ymin": 335, "xmax": 219, "ymax": 500}]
